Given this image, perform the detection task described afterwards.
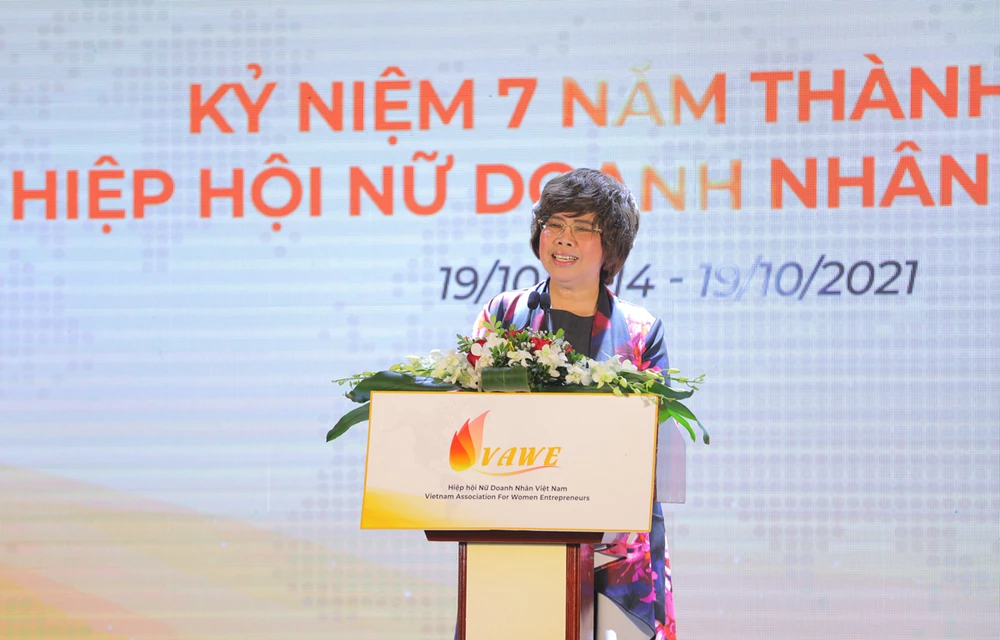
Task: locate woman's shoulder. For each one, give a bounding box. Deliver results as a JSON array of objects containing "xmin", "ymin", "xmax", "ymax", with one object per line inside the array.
[
  {"xmin": 483, "ymin": 282, "xmax": 543, "ymax": 311},
  {"xmin": 606, "ymin": 291, "xmax": 668, "ymax": 365},
  {"xmin": 608, "ymin": 290, "xmax": 661, "ymax": 325},
  {"xmin": 476, "ymin": 283, "xmax": 544, "ymax": 331}
]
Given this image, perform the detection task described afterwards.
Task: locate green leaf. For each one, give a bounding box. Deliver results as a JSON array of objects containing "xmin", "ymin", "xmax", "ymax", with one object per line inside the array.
[
  {"xmin": 643, "ymin": 379, "xmax": 695, "ymax": 400},
  {"xmin": 347, "ymin": 371, "xmax": 460, "ymax": 403},
  {"xmin": 326, "ymin": 403, "xmax": 370, "ymax": 442},
  {"xmin": 671, "ymin": 412, "xmax": 696, "ymax": 441},
  {"xmin": 662, "ymin": 398, "xmax": 697, "ymax": 420},
  {"xmin": 481, "ymin": 366, "xmax": 531, "ymax": 392},
  {"xmin": 537, "ymin": 382, "xmax": 614, "ymax": 394},
  {"xmin": 618, "ymin": 373, "xmax": 693, "ymax": 400},
  {"xmin": 659, "ymin": 403, "xmax": 696, "ymax": 442},
  {"xmin": 696, "ymin": 419, "xmax": 711, "ymax": 445}
]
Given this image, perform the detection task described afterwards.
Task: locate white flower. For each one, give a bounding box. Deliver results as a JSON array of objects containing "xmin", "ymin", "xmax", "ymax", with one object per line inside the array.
[
  {"xmin": 534, "ymin": 344, "xmax": 567, "ymax": 378},
  {"xmin": 483, "ymin": 333, "xmax": 506, "ymax": 351},
  {"xmin": 457, "ymin": 364, "xmax": 478, "ymax": 390},
  {"xmin": 470, "ymin": 341, "xmax": 494, "ymax": 369},
  {"xmin": 588, "ymin": 359, "xmax": 619, "ymax": 388},
  {"xmin": 616, "ymin": 356, "xmax": 638, "ymax": 373},
  {"xmin": 564, "ymin": 362, "xmax": 592, "ymax": 386},
  {"xmin": 508, "ymin": 349, "xmax": 534, "ymax": 367},
  {"xmin": 430, "ymin": 349, "xmax": 466, "ymax": 383}
]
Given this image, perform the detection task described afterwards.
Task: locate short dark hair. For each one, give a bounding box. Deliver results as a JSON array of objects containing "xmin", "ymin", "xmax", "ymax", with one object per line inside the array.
[{"xmin": 529, "ymin": 168, "xmax": 640, "ymax": 285}]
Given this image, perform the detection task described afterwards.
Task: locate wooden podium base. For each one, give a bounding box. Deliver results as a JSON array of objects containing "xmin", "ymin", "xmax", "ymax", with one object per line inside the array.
[{"xmin": 427, "ymin": 531, "xmax": 600, "ymax": 640}]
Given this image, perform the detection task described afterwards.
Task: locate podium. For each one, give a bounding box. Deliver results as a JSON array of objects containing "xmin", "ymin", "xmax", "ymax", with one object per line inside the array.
[
  {"xmin": 425, "ymin": 529, "xmax": 601, "ymax": 639},
  {"xmin": 360, "ymin": 391, "xmax": 684, "ymax": 640}
]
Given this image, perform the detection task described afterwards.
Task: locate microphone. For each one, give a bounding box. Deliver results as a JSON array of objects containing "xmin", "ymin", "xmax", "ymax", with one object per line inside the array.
[
  {"xmin": 526, "ymin": 290, "xmax": 541, "ymax": 311},
  {"xmin": 520, "ymin": 291, "xmax": 540, "ymax": 332},
  {"xmin": 539, "ymin": 293, "xmax": 552, "ymax": 334}
]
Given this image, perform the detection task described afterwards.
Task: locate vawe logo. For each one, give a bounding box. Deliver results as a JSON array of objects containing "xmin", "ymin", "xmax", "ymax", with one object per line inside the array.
[{"xmin": 448, "ymin": 411, "xmax": 561, "ymax": 476}]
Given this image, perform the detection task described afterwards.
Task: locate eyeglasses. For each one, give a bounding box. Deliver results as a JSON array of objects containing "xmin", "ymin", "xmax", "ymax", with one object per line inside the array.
[{"xmin": 540, "ymin": 219, "xmax": 602, "ymax": 240}]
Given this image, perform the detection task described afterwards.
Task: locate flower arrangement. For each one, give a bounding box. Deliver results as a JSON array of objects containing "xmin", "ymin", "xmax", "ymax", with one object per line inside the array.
[{"xmin": 329, "ymin": 317, "xmax": 707, "ymax": 444}]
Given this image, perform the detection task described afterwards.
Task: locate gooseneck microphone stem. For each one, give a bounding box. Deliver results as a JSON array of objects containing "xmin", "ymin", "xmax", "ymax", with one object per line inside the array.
[
  {"xmin": 521, "ymin": 291, "xmax": 540, "ymax": 332},
  {"xmin": 539, "ymin": 293, "xmax": 552, "ymax": 334}
]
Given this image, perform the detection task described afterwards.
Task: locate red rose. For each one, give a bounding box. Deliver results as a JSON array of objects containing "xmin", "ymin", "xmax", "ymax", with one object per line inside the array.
[{"xmin": 530, "ymin": 337, "xmax": 552, "ymax": 352}]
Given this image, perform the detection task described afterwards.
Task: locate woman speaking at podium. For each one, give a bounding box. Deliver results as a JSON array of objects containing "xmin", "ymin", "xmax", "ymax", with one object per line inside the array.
[{"xmin": 472, "ymin": 168, "xmax": 675, "ymax": 640}]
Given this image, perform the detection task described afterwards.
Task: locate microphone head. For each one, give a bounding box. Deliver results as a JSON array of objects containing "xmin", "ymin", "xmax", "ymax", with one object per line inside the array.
[
  {"xmin": 526, "ymin": 291, "xmax": 540, "ymax": 311},
  {"xmin": 539, "ymin": 293, "xmax": 551, "ymax": 311}
]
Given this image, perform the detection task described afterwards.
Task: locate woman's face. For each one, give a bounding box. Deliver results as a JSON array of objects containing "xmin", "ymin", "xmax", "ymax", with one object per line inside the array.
[{"xmin": 538, "ymin": 212, "xmax": 604, "ymax": 289}]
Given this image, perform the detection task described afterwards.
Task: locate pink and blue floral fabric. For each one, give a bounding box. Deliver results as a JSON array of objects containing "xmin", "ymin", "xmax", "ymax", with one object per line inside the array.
[{"xmin": 473, "ymin": 280, "xmax": 676, "ymax": 640}]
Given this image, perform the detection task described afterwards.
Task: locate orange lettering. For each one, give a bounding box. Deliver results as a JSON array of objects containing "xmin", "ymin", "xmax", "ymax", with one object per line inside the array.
[
  {"xmin": 641, "ymin": 165, "xmax": 685, "ymax": 211},
  {"xmin": 750, "ymin": 70, "xmax": 793, "ymax": 122},
  {"xmin": 374, "ymin": 80, "xmax": 411, "ymax": 131},
  {"xmin": 13, "ymin": 171, "xmax": 57, "ymax": 220},
  {"xmin": 827, "ymin": 157, "xmax": 875, "ymax": 207},
  {"xmin": 200, "ymin": 169, "xmax": 245, "ymax": 218},
  {"xmin": 850, "ymin": 68, "xmax": 904, "ymax": 120},
  {"xmin": 231, "ymin": 83, "xmax": 276, "ymax": 133},
  {"xmin": 970, "ymin": 65, "xmax": 1000, "ymax": 117},
  {"xmin": 252, "ymin": 167, "xmax": 302, "ymax": 217},
  {"xmin": 476, "ymin": 164, "xmax": 523, "ymax": 214},
  {"xmin": 299, "ymin": 82, "xmax": 344, "ymax": 131},
  {"xmin": 798, "ymin": 70, "xmax": 845, "ymax": 121},
  {"xmin": 910, "ymin": 67, "xmax": 958, "ymax": 118},
  {"xmin": 562, "ymin": 78, "xmax": 607, "ymax": 127},
  {"xmin": 349, "ymin": 166, "xmax": 393, "ymax": 216},
  {"xmin": 88, "ymin": 170, "xmax": 126, "ymax": 219},
  {"xmin": 498, "ymin": 78, "xmax": 536, "ymax": 129},
  {"xmin": 189, "ymin": 83, "xmax": 233, "ymax": 133},
  {"xmin": 133, "ymin": 170, "xmax": 174, "ymax": 219},
  {"xmin": 419, "ymin": 79, "xmax": 474, "ymax": 129},
  {"xmin": 671, "ymin": 73, "xmax": 726, "ymax": 124},
  {"xmin": 940, "ymin": 154, "xmax": 988, "ymax": 205},
  {"xmin": 699, "ymin": 160, "xmax": 742, "ymax": 210},
  {"xmin": 615, "ymin": 79, "xmax": 665, "ymax": 126},
  {"xmin": 880, "ymin": 156, "xmax": 933, "ymax": 207},
  {"xmin": 771, "ymin": 158, "xmax": 817, "ymax": 209}
]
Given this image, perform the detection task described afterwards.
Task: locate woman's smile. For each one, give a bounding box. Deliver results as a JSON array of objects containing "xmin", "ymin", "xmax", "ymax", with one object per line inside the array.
[{"xmin": 550, "ymin": 251, "xmax": 579, "ymax": 265}]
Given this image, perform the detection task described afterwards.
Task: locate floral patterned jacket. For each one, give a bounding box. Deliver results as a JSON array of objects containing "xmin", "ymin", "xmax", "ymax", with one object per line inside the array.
[{"xmin": 472, "ymin": 279, "xmax": 677, "ymax": 640}]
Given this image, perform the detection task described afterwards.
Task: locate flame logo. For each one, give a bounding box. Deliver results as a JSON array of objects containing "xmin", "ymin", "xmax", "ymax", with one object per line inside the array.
[{"xmin": 449, "ymin": 411, "xmax": 487, "ymax": 472}]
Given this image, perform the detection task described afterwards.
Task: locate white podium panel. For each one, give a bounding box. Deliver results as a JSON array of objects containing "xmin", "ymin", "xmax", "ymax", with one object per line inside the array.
[{"xmin": 361, "ymin": 392, "xmax": 659, "ymax": 532}]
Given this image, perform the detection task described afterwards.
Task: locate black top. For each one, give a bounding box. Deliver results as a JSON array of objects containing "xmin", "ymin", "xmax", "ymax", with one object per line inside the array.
[{"xmin": 548, "ymin": 309, "xmax": 594, "ymax": 359}]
